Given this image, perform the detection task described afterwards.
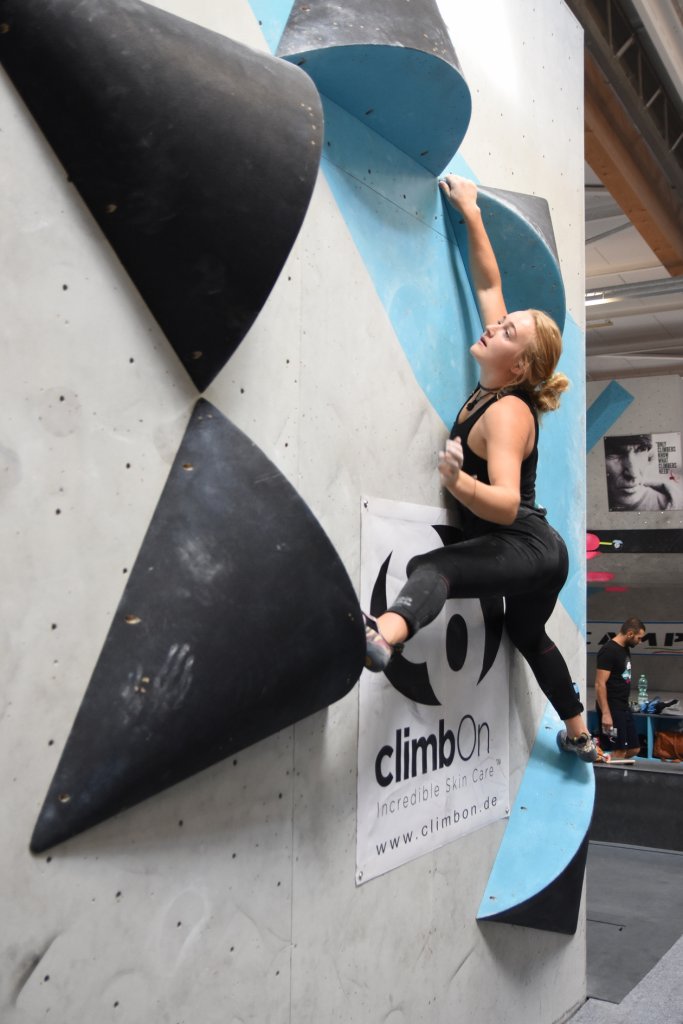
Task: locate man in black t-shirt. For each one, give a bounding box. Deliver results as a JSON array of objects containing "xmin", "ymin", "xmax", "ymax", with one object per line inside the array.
[{"xmin": 595, "ymin": 616, "xmax": 646, "ymax": 759}]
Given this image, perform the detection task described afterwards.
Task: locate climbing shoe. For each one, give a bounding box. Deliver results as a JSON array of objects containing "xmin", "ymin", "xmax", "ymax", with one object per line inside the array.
[
  {"xmin": 363, "ymin": 613, "xmax": 400, "ymax": 672},
  {"xmin": 556, "ymin": 729, "xmax": 601, "ymax": 763}
]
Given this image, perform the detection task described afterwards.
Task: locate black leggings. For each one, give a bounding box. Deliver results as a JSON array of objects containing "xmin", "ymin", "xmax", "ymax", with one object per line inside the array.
[{"xmin": 387, "ymin": 515, "xmax": 583, "ymax": 721}]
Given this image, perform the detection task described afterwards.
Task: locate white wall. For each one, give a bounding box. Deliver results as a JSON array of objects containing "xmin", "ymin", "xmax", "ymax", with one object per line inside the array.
[
  {"xmin": 587, "ymin": 374, "xmax": 683, "ymax": 529},
  {"xmin": 0, "ymin": 2, "xmax": 587, "ymax": 1022},
  {"xmin": 587, "ymin": 374, "xmax": 683, "ymax": 694}
]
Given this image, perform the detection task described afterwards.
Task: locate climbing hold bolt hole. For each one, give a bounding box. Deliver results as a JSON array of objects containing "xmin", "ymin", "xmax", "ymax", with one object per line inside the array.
[
  {"xmin": 105, "ymin": 203, "xmax": 117, "ymax": 214},
  {"xmin": 191, "ymin": 351, "xmax": 203, "ymax": 360},
  {"xmin": 182, "ymin": 463, "xmax": 193, "ymax": 471},
  {"xmin": 57, "ymin": 793, "xmax": 71, "ymax": 803},
  {"xmin": 124, "ymin": 614, "xmax": 141, "ymax": 625}
]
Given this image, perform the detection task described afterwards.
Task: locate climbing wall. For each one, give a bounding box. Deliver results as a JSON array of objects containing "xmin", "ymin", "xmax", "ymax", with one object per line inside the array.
[{"xmin": 0, "ymin": 1, "xmax": 587, "ymax": 1021}]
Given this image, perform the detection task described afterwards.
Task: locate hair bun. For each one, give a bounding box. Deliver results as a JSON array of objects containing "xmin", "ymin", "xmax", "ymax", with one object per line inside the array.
[{"xmin": 536, "ymin": 371, "xmax": 570, "ymax": 412}]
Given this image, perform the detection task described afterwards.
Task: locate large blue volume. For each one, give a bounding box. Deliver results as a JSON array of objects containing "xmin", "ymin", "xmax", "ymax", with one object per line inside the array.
[
  {"xmin": 277, "ymin": 0, "xmax": 471, "ymax": 173},
  {"xmin": 477, "ymin": 705, "xmax": 595, "ymax": 934}
]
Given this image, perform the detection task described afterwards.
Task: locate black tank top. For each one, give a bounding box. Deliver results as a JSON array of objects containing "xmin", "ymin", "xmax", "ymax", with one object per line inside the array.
[{"xmin": 449, "ymin": 388, "xmax": 541, "ymax": 536}]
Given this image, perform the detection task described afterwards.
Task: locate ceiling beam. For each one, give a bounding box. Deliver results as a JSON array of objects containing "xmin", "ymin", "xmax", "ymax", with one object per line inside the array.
[
  {"xmin": 586, "ymin": 360, "xmax": 683, "ymax": 381},
  {"xmin": 586, "ymin": 333, "xmax": 683, "ymax": 355},
  {"xmin": 585, "ymin": 51, "xmax": 683, "ymax": 275}
]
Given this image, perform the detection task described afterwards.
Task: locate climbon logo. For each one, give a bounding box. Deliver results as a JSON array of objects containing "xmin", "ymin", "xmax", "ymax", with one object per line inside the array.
[{"xmin": 374, "ymin": 715, "xmax": 490, "ymax": 787}]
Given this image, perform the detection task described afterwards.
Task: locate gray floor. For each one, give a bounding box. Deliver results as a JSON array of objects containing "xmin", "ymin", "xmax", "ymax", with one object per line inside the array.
[
  {"xmin": 566, "ymin": 700, "xmax": 683, "ymax": 1023},
  {"xmin": 567, "ymin": 840, "xmax": 683, "ymax": 1022},
  {"xmin": 569, "ymin": 930, "xmax": 683, "ymax": 1024}
]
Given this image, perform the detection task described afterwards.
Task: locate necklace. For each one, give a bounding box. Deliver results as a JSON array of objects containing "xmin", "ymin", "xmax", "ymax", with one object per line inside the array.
[{"xmin": 465, "ymin": 382, "xmax": 504, "ymax": 411}]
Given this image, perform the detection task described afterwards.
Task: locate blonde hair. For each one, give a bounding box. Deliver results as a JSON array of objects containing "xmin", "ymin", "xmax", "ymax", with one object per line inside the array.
[{"xmin": 515, "ymin": 309, "xmax": 570, "ymax": 413}]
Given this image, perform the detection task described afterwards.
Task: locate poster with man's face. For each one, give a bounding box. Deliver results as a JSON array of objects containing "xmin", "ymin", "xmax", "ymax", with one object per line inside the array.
[{"xmin": 603, "ymin": 432, "xmax": 683, "ymax": 511}]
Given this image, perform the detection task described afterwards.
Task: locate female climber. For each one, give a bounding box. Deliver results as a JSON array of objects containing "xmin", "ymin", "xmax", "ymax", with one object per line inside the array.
[{"xmin": 364, "ymin": 174, "xmax": 599, "ymax": 763}]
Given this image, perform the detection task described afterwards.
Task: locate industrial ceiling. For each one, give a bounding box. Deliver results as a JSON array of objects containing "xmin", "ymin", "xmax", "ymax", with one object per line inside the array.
[{"xmin": 567, "ymin": 0, "xmax": 683, "ymax": 380}]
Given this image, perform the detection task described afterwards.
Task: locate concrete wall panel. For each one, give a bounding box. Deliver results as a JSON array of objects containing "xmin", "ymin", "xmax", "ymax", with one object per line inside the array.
[{"xmin": 1, "ymin": 1, "xmax": 587, "ymax": 1021}]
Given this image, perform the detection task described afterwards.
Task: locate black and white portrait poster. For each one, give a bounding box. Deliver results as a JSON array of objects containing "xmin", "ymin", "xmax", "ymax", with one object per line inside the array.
[
  {"xmin": 356, "ymin": 498, "xmax": 510, "ymax": 885},
  {"xmin": 603, "ymin": 432, "xmax": 683, "ymax": 511}
]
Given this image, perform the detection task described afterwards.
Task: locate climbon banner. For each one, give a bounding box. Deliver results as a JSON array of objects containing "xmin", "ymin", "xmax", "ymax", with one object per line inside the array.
[{"xmin": 356, "ymin": 497, "xmax": 510, "ymax": 885}]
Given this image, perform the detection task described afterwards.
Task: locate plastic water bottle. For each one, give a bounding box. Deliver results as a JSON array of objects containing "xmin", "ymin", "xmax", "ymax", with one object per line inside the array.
[{"xmin": 638, "ymin": 673, "xmax": 649, "ymax": 704}]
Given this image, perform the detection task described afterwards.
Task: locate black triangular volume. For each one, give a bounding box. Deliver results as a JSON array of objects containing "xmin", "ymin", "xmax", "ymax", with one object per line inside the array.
[
  {"xmin": 276, "ymin": 0, "xmax": 471, "ymax": 174},
  {"xmin": 0, "ymin": 0, "xmax": 323, "ymax": 390},
  {"xmin": 31, "ymin": 400, "xmax": 364, "ymax": 852},
  {"xmin": 481, "ymin": 833, "xmax": 590, "ymax": 935}
]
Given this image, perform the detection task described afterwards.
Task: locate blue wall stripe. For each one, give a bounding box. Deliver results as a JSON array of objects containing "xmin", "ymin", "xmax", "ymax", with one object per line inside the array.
[
  {"xmin": 322, "ymin": 99, "xmax": 585, "ymax": 632},
  {"xmin": 321, "ymin": 98, "xmax": 482, "ymax": 427},
  {"xmin": 586, "ymin": 380, "xmax": 634, "ymax": 453},
  {"xmin": 247, "ymin": 0, "xmax": 293, "ymax": 52},
  {"xmin": 248, "ymin": 0, "xmax": 585, "ymax": 635}
]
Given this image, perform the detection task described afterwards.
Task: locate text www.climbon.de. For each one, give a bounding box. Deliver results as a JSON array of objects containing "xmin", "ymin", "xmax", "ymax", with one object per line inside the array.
[{"xmin": 375, "ymin": 797, "xmax": 498, "ymax": 856}]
